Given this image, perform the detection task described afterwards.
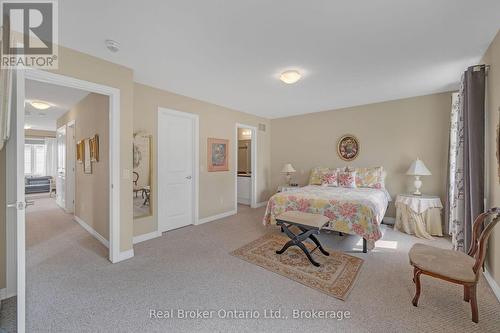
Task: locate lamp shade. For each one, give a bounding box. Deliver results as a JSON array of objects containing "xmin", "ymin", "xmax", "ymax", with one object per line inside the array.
[
  {"xmin": 281, "ymin": 163, "xmax": 296, "ymax": 173},
  {"xmin": 406, "ymin": 158, "xmax": 432, "ymax": 176}
]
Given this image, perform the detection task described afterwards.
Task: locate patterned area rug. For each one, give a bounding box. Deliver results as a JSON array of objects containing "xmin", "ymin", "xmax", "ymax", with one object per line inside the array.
[{"xmin": 230, "ymin": 233, "xmax": 364, "ymax": 300}]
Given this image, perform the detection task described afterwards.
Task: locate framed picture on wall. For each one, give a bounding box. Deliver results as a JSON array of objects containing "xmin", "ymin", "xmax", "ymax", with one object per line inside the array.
[
  {"xmin": 337, "ymin": 134, "xmax": 360, "ymax": 161},
  {"xmin": 76, "ymin": 140, "xmax": 84, "ymax": 163},
  {"xmin": 207, "ymin": 138, "xmax": 229, "ymax": 172},
  {"xmin": 90, "ymin": 134, "xmax": 99, "ymax": 162},
  {"xmin": 84, "ymin": 139, "xmax": 92, "ymax": 174}
]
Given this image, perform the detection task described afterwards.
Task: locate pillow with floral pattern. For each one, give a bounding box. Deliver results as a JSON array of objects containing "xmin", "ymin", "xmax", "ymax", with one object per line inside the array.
[
  {"xmin": 321, "ymin": 170, "xmax": 338, "ymax": 187},
  {"xmin": 338, "ymin": 170, "xmax": 357, "ymax": 188},
  {"xmin": 355, "ymin": 166, "xmax": 385, "ymax": 189},
  {"xmin": 308, "ymin": 167, "xmax": 331, "ymax": 185}
]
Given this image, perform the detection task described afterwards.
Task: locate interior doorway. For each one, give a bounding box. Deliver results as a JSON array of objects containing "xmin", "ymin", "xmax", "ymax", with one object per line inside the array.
[{"xmin": 235, "ymin": 124, "xmax": 257, "ymax": 210}]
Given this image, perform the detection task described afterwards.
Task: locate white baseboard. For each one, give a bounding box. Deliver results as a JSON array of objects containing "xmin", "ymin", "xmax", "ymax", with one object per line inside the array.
[
  {"xmin": 254, "ymin": 201, "xmax": 268, "ymax": 208},
  {"xmin": 237, "ymin": 197, "xmax": 251, "ymax": 205},
  {"xmin": 198, "ymin": 209, "xmax": 236, "ymax": 225},
  {"xmin": 73, "ymin": 216, "xmax": 109, "ymax": 248},
  {"xmin": 115, "ymin": 249, "xmax": 134, "ymax": 262},
  {"xmin": 133, "ymin": 230, "xmax": 162, "ymax": 244},
  {"xmin": 0, "ymin": 288, "xmax": 16, "ymax": 301},
  {"xmin": 483, "ymin": 268, "xmax": 500, "ymax": 303}
]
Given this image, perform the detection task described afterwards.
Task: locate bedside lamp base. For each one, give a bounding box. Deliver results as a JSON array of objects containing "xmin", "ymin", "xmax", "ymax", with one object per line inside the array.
[{"xmin": 413, "ymin": 176, "xmax": 422, "ymax": 196}]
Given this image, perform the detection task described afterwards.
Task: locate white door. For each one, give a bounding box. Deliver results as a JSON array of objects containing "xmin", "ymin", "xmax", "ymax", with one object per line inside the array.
[
  {"xmin": 5, "ymin": 70, "xmax": 26, "ymax": 332},
  {"xmin": 56, "ymin": 125, "xmax": 66, "ymax": 208},
  {"xmin": 65, "ymin": 122, "xmax": 75, "ymax": 213},
  {"xmin": 158, "ymin": 109, "xmax": 196, "ymax": 232}
]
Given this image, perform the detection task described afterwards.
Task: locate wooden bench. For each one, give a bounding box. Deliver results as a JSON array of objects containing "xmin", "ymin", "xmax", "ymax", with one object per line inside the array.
[{"xmin": 275, "ymin": 211, "xmax": 330, "ymax": 267}]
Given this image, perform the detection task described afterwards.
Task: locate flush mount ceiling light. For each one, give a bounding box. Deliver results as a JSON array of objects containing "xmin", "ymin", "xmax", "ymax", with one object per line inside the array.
[
  {"xmin": 30, "ymin": 100, "xmax": 51, "ymax": 110},
  {"xmin": 279, "ymin": 70, "xmax": 302, "ymax": 84},
  {"xmin": 105, "ymin": 39, "xmax": 120, "ymax": 53}
]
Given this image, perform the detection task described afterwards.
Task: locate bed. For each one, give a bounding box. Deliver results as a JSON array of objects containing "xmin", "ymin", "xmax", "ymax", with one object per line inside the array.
[{"xmin": 263, "ymin": 185, "xmax": 391, "ymax": 252}]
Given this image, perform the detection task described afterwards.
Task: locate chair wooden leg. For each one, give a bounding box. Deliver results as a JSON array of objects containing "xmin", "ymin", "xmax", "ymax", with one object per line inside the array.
[
  {"xmin": 412, "ymin": 266, "xmax": 417, "ymax": 283},
  {"xmin": 412, "ymin": 269, "xmax": 422, "ymax": 306},
  {"xmin": 470, "ymin": 284, "xmax": 478, "ymax": 323},
  {"xmin": 463, "ymin": 285, "xmax": 470, "ymax": 302}
]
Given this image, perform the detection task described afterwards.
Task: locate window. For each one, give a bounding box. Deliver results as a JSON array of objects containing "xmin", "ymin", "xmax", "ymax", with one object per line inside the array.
[{"xmin": 24, "ymin": 142, "xmax": 47, "ymax": 176}]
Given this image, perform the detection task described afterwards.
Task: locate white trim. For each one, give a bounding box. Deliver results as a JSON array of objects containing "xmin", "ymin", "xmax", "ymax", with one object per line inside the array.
[
  {"xmin": 116, "ymin": 249, "xmax": 135, "ymax": 262},
  {"xmin": 24, "ymin": 68, "xmax": 123, "ymax": 264},
  {"xmin": 483, "ymin": 268, "xmax": 500, "ymax": 303},
  {"xmin": 65, "ymin": 120, "xmax": 76, "ymax": 214},
  {"xmin": 198, "ymin": 209, "xmax": 237, "ymax": 225},
  {"xmin": 235, "ymin": 124, "xmax": 258, "ymax": 210},
  {"xmin": 0, "ymin": 288, "xmax": 16, "ymax": 302},
  {"xmin": 73, "ymin": 216, "xmax": 109, "ymax": 248},
  {"xmin": 255, "ymin": 201, "xmax": 268, "ymax": 208},
  {"xmin": 157, "ymin": 108, "xmax": 200, "ymax": 229},
  {"xmin": 133, "ymin": 230, "xmax": 162, "ymax": 244}
]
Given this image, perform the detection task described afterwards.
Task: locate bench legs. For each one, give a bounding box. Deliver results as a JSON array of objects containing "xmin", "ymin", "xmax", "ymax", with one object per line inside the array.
[{"xmin": 275, "ymin": 223, "xmax": 329, "ymax": 267}]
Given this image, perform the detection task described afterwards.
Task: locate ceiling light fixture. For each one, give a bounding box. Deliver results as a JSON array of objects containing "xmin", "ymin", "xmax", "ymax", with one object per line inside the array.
[
  {"xmin": 279, "ymin": 70, "xmax": 302, "ymax": 84},
  {"xmin": 30, "ymin": 100, "xmax": 51, "ymax": 110},
  {"xmin": 105, "ymin": 39, "xmax": 120, "ymax": 53}
]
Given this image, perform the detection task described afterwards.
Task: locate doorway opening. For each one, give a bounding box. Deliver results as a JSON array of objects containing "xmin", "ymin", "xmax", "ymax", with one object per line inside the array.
[{"xmin": 235, "ymin": 124, "xmax": 257, "ymax": 211}]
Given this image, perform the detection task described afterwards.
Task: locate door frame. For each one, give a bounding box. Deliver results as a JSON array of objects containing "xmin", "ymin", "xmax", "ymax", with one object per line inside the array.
[
  {"xmin": 55, "ymin": 124, "xmax": 66, "ymax": 209},
  {"xmin": 65, "ymin": 120, "xmax": 76, "ymax": 213},
  {"xmin": 157, "ymin": 107, "xmax": 199, "ymax": 229},
  {"xmin": 23, "ymin": 68, "xmax": 122, "ymax": 263},
  {"xmin": 234, "ymin": 123, "xmax": 257, "ymax": 210}
]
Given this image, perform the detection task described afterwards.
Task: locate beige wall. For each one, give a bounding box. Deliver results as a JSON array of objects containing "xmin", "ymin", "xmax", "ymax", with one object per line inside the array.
[
  {"xmin": 271, "ymin": 92, "xmax": 452, "ymax": 217},
  {"xmin": 133, "ymin": 83, "xmax": 272, "ymax": 236},
  {"xmin": 25, "ymin": 129, "xmax": 56, "ymax": 138},
  {"xmin": 482, "ymin": 30, "xmax": 500, "ymax": 287},
  {"xmin": 57, "ymin": 93, "xmax": 110, "ymax": 239}
]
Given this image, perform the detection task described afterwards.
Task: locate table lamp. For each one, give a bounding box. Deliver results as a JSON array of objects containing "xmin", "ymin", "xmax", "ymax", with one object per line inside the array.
[
  {"xmin": 281, "ymin": 163, "xmax": 296, "ymax": 186},
  {"xmin": 406, "ymin": 158, "xmax": 431, "ymax": 195}
]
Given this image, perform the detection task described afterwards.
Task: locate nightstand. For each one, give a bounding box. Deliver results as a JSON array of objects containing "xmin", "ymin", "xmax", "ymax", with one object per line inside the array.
[
  {"xmin": 277, "ymin": 185, "xmax": 301, "ymax": 193},
  {"xmin": 394, "ymin": 194, "xmax": 443, "ymax": 239}
]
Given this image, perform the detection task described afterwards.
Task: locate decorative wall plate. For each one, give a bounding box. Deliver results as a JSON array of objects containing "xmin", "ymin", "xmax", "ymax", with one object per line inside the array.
[{"xmin": 337, "ymin": 135, "xmax": 360, "ymax": 161}]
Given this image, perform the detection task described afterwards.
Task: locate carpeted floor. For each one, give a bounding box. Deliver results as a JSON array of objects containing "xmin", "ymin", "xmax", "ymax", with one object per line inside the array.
[{"xmin": 24, "ymin": 199, "xmax": 500, "ymax": 332}]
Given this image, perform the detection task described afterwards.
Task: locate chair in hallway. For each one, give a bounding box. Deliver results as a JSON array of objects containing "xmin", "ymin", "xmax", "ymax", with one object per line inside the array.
[{"xmin": 409, "ymin": 207, "xmax": 500, "ymax": 323}]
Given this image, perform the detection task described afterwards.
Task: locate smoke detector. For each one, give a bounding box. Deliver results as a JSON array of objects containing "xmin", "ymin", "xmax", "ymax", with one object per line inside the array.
[{"xmin": 105, "ymin": 39, "xmax": 120, "ymax": 53}]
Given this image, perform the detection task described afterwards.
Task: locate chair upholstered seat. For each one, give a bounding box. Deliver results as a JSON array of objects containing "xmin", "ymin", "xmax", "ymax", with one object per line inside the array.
[{"xmin": 409, "ymin": 243, "xmax": 476, "ymax": 282}]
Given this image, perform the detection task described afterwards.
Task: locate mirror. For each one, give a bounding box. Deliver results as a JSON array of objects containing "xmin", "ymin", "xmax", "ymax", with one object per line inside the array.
[{"xmin": 133, "ymin": 132, "xmax": 152, "ymax": 219}]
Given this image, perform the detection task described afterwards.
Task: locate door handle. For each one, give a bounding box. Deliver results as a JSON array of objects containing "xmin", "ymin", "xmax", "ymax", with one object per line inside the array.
[
  {"xmin": 26, "ymin": 200, "xmax": 35, "ymax": 207},
  {"xmin": 185, "ymin": 176, "xmax": 192, "ymax": 179},
  {"xmin": 7, "ymin": 202, "xmax": 26, "ymax": 210}
]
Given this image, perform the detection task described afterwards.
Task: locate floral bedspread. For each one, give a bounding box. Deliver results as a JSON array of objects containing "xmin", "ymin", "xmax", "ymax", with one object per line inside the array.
[{"xmin": 263, "ymin": 185, "xmax": 390, "ymax": 241}]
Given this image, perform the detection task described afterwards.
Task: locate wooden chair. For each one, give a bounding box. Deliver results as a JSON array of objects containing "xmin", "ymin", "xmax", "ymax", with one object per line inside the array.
[{"xmin": 409, "ymin": 207, "xmax": 500, "ymax": 323}]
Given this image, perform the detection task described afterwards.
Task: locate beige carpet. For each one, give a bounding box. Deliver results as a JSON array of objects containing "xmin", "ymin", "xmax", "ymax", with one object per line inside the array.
[
  {"xmin": 231, "ymin": 233, "xmax": 363, "ymax": 300},
  {"xmin": 23, "ymin": 200, "xmax": 500, "ymax": 332}
]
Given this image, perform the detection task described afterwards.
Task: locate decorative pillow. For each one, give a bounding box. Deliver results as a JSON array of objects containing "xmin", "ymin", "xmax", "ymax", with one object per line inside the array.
[
  {"xmin": 321, "ymin": 170, "xmax": 338, "ymax": 187},
  {"xmin": 355, "ymin": 166, "xmax": 385, "ymax": 189},
  {"xmin": 338, "ymin": 170, "xmax": 357, "ymax": 188},
  {"xmin": 308, "ymin": 167, "xmax": 331, "ymax": 185}
]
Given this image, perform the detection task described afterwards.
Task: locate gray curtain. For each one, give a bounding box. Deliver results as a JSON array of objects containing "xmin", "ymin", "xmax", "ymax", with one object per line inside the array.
[{"xmin": 449, "ymin": 65, "xmax": 486, "ymax": 252}]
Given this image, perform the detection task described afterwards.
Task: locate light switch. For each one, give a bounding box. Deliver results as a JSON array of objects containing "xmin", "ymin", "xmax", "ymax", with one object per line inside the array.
[{"xmin": 122, "ymin": 169, "xmax": 130, "ymax": 180}]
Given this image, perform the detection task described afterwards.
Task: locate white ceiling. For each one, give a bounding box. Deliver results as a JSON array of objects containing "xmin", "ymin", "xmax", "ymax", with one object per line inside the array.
[
  {"xmin": 25, "ymin": 80, "xmax": 89, "ymax": 131},
  {"xmin": 59, "ymin": 0, "xmax": 500, "ymax": 118}
]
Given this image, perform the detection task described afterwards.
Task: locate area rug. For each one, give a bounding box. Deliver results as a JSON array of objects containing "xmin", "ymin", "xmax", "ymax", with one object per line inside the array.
[{"xmin": 230, "ymin": 233, "xmax": 364, "ymax": 300}]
